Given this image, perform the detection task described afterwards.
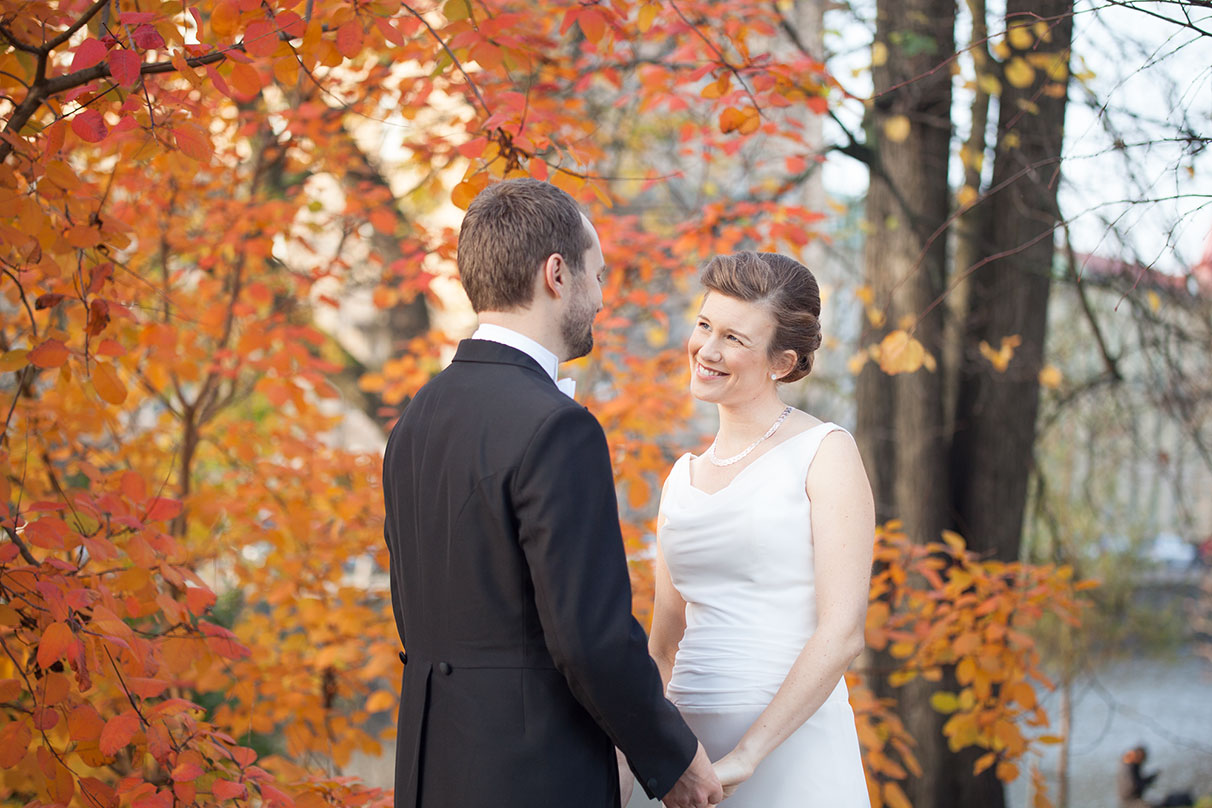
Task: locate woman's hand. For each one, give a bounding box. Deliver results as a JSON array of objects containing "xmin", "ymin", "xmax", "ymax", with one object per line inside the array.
[{"xmin": 712, "ymin": 748, "xmax": 757, "ymax": 800}]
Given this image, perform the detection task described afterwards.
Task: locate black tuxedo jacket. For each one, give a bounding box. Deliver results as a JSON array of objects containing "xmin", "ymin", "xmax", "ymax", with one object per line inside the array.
[{"xmin": 383, "ymin": 339, "xmax": 696, "ymax": 808}]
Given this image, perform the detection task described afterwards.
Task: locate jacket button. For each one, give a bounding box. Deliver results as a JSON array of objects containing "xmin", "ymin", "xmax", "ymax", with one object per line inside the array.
[
  {"xmin": 398, "ymin": 651, "xmax": 407, "ymax": 665},
  {"xmin": 439, "ymin": 661, "xmax": 452, "ymax": 675},
  {"xmin": 647, "ymin": 777, "xmax": 658, "ymax": 792}
]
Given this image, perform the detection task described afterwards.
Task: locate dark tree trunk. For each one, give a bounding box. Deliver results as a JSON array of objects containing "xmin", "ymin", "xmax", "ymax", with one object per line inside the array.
[
  {"xmin": 859, "ymin": 0, "xmax": 956, "ymax": 805},
  {"xmin": 951, "ymin": 1, "xmax": 1074, "ymax": 563}
]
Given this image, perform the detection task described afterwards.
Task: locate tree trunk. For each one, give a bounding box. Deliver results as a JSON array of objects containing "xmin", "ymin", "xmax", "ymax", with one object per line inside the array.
[
  {"xmin": 951, "ymin": 0, "xmax": 1074, "ymax": 562},
  {"xmin": 859, "ymin": 0, "xmax": 956, "ymax": 804}
]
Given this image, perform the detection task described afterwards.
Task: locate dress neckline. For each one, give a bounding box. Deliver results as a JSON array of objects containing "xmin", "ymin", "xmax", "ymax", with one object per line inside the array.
[{"xmin": 684, "ymin": 421, "xmax": 835, "ymax": 497}]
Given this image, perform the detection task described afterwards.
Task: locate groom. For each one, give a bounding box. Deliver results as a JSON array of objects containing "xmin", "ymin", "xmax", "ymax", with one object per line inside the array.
[{"xmin": 382, "ymin": 179, "xmax": 722, "ymax": 808}]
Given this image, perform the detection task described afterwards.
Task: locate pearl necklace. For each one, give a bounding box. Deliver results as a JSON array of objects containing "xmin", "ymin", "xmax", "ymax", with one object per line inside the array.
[{"xmin": 705, "ymin": 406, "xmax": 793, "ymax": 467}]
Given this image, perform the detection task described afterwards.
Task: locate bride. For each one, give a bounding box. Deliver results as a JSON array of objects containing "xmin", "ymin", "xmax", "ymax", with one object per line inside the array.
[{"xmin": 648, "ymin": 251, "xmax": 874, "ymax": 805}]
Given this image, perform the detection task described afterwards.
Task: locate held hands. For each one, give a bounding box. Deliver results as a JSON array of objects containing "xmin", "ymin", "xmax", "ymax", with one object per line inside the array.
[
  {"xmin": 711, "ymin": 748, "xmax": 757, "ymax": 801},
  {"xmin": 663, "ymin": 742, "xmax": 724, "ymax": 808}
]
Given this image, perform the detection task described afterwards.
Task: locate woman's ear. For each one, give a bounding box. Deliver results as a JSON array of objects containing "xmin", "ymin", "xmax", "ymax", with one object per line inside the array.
[{"xmin": 771, "ymin": 349, "xmax": 797, "ymax": 379}]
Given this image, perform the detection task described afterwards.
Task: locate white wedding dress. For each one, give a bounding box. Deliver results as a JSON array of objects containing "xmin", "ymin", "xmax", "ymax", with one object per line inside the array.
[{"xmin": 658, "ymin": 422, "xmax": 869, "ymax": 807}]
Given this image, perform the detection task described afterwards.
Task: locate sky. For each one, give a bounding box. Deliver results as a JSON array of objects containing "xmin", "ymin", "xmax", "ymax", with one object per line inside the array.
[{"xmin": 820, "ymin": 0, "xmax": 1212, "ymax": 274}]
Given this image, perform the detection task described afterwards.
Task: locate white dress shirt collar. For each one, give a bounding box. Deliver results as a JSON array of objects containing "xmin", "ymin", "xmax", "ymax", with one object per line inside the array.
[{"xmin": 471, "ymin": 324, "xmax": 575, "ymax": 397}]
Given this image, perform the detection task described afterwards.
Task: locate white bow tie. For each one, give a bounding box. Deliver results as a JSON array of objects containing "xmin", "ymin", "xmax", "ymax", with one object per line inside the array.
[{"xmin": 556, "ymin": 377, "xmax": 576, "ymax": 398}]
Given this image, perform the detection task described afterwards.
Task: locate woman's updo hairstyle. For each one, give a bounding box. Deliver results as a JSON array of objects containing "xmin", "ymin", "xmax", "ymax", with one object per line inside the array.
[{"xmin": 700, "ymin": 251, "xmax": 823, "ymax": 383}]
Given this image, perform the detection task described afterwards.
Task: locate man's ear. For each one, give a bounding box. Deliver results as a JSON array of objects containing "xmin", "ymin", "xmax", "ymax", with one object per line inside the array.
[{"xmin": 540, "ymin": 253, "xmax": 567, "ymax": 299}]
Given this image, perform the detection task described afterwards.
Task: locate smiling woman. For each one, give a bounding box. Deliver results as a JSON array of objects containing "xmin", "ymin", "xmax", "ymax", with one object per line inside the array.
[{"xmin": 647, "ymin": 251, "xmax": 875, "ymax": 807}]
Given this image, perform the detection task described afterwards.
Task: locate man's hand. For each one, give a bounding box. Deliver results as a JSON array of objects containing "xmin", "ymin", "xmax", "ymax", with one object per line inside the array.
[{"xmin": 663, "ymin": 742, "xmax": 724, "ymax": 808}]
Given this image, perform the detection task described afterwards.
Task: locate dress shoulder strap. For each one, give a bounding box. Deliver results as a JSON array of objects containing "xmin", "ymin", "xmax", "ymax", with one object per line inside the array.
[{"xmin": 791, "ymin": 422, "xmax": 850, "ymax": 483}]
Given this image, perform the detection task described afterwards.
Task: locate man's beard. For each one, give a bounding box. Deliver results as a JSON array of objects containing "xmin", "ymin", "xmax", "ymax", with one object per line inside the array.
[{"xmin": 561, "ymin": 289, "xmax": 596, "ymax": 361}]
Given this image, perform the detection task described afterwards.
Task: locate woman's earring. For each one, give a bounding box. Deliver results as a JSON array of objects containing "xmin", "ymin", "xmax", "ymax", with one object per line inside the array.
[{"xmin": 770, "ymin": 373, "xmax": 779, "ymax": 381}]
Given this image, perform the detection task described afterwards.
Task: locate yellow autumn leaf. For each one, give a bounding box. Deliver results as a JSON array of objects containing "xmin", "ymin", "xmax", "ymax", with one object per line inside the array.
[
  {"xmin": 1147, "ymin": 289, "xmax": 1161, "ymax": 312},
  {"xmin": 930, "ymin": 691, "xmax": 961, "ymax": 714},
  {"xmin": 855, "ymin": 285, "xmax": 875, "ymax": 305},
  {"xmin": 1007, "ymin": 24, "xmax": 1033, "ymax": 50},
  {"xmin": 637, "ymin": 3, "xmax": 657, "ymax": 33},
  {"xmin": 1004, "ymin": 57, "xmax": 1035, "ymax": 89},
  {"xmin": 957, "ymin": 185, "xmax": 979, "ymax": 208},
  {"xmin": 884, "ymin": 114, "xmax": 911, "ymax": 143},
  {"xmin": 1038, "ymin": 365, "xmax": 1062, "ymax": 389},
  {"xmin": 996, "ymin": 760, "xmax": 1020, "ymax": 782},
  {"xmin": 974, "ymin": 752, "xmax": 997, "ymax": 776},
  {"xmin": 978, "ymin": 72, "xmax": 1002, "ymax": 96},
  {"xmin": 0, "ymin": 350, "xmax": 29, "ymax": 372},
  {"xmin": 979, "ymin": 335, "xmax": 1022, "ymax": 372},
  {"xmin": 365, "ymin": 690, "xmax": 396, "ymax": 713},
  {"xmin": 959, "ymin": 144, "xmax": 985, "ymax": 172},
  {"xmin": 872, "ymin": 41, "xmax": 888, "ymax": 67},
  {"xmin": 443, "ymin": 0, "xmax": 470, "ymax": 21},
  {"xmin": 883, "ymin": 781, "xmax": 912, "ymax": 808},
  {"xmin": 847, "ymin": 352, "xmax": 869, "ymax": 375},
  {"xmin": 92, "ymin": 362, "xmax": 127, "ymax": 405},
  {"xmin": 876, "ymin": 329, "xmax": 931, "ymax": 375}
]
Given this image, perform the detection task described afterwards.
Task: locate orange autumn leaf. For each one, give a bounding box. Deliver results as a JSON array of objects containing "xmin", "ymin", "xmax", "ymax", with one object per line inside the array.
[
  {"xmin": 37, "ymin": 622, "xmax": 75, "ymax": 669},
  {"xmin": 28, "ymin": 338, "xmax": 69, "ymax": 368},
  {"xmin": 98, "ymin": 712, "xmax": 140, "ymax": 756},
  {"xmin": 92, "ymin": 361, "xmax": 127, "ymax": 404}
]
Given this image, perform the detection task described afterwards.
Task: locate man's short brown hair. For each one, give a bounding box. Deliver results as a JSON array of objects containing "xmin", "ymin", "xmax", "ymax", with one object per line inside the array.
[{"xmin": 457, "ymin": 179, "xmax": 592, "ymax": 313}]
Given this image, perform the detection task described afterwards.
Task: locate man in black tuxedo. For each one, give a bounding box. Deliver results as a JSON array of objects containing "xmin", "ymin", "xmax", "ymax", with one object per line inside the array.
[{"xmin": 383, "ymin": 179, "xmax": 722, "ymax": 808}]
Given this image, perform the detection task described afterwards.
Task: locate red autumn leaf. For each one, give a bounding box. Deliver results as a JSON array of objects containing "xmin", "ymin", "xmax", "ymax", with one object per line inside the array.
[
  {"xmin": 173, "ymin": 125, "xmax": 213, "ymax": 163},
  {"xmin": 243, "ymin": 20, "xmax": 279, "ymax": 58},
  {"xmin": 118, "ymin": 11, "xmax": 157, "ymax": 24},
  {"xmin": 35, "ymin": 293, "xmax": 65, "ymax": 309},
  {"xmin": 144, "ymin": 497, "xmax": 183, "ymax": 522},
  {"xmin": 32, "ymin": 706, "xmax": 61, "ymax": 730},
  {"xmin": 128, "ymin": 677, "xmax": 172, "ymax": 697},
  {"xmin": 37, "ymin": 621, "xmax": 74, "ymax": 669},
  {"xmin": 578, "ymin": 8, "xmax": 608, "ymax": 43},
  {"xmin": 71, "ymin": 108, "xmax": 109, "ymax": 143},
  {"xmin": 185, "ymin": 586, "xmax": 217, "ymax": 615},
  {"xmin": 374, "ymin": 15, "xmax": 405, "ymax": 46},
  {"xmin": 108, "ymin": 49, "xmax": 142, "ymax": 87},
  {"xmin": 258, "ymin": 782, "xmax": 294, "ymax": 808},
  {"xmin": 68, "ymin": 703, "xmax": 106, "ymax": 741},
  {"xmin": 171, "ymin": 762, "xmax": 205, "ymax": 782},
  {"xmin": 78, "ymin": 778, "xmax": 117, "ymax": 808},
  {"xmin": 87, "ymin": 298, "xmax": 111, "ymax": 336},
  {"xmin": 213, "ymin": 780, "xmax": 247, "ymax": 800},
  {"xmin": 71, "ymin": 38, "xmax": 109, "ymax": 72},
  {"xmin": 99, "ymin": 711, "xmax": 140, "ymax": 756},
  {"xmin": 132, "ymin": 24, "xmax": 166, "ymax": 50},
  {"xmin": 199, "ymin": 620, "xmax": 251, "ymax": 660},
  {"xmin": 25, "ymin": 516, "xmax": 69, "ymax": 549},
  {"xmin": 28, "ymin": 338, "xmax": 69, "ymax": 368},
  {"xmin": 0, "ymin": 719, "xmax": 31, "ymax": 767},
  {"xmin": 336, "ymin": 20, "xmax": 364, "ymax": 59},
  {"xmin": 276, "ymin": 11, "xmax": 305, "ymax": 38},
  {"xmin": 228, "ymin": 61, "xmax": 263, "ymax": 98}
]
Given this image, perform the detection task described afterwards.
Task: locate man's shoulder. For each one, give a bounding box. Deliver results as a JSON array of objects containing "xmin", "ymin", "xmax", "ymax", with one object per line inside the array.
[{"xmin": 405, "ymin": 359, "xmax": 588, "ymax": 430}]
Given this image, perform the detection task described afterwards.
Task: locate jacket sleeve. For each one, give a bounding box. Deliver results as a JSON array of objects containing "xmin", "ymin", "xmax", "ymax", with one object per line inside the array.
[{"xmin": 513, "ymin": 405, "xmax": 697, "ymax": 799}]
